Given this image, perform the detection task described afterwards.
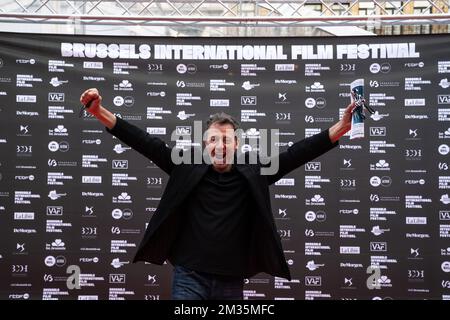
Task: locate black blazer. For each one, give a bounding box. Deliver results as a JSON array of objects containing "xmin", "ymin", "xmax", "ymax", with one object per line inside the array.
[{"xmin": 107, "ymin": 117, "xmax": 338, "ymax": 280}]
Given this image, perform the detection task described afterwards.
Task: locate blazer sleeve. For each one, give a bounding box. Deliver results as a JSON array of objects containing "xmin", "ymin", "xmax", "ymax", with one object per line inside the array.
[
  {"xmin": 106, "ymin": 117, "xmax": 174, "ymax": 175},
  {"xmin": 265, "ymin": 129, "xmax": 338, "ymax": 185}
]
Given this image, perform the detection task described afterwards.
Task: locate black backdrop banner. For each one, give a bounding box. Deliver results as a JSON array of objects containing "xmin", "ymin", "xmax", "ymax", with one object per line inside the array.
[{"xmin": 0, "ymin": 32, "xmax": 449, "ymax": 300}]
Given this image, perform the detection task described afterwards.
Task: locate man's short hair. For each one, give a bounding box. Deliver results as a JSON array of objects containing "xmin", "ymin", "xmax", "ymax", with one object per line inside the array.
[{"xmin": 206, "ymin": 112, "xmax": 240, "ymax": 130}]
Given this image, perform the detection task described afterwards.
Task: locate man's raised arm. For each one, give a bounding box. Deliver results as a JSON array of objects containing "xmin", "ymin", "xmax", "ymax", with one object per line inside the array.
[
  {"xmin": 80, "ymin": 88, "xmax": 174, "ymax": 174},
  {"xmin": 265, "ymin": 103, "xmax": 354, "ymax": 185}
]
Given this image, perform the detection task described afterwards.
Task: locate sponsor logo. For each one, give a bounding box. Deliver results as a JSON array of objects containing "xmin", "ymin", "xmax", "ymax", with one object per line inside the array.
[
  {"xmin": 305, "ymin": 162, "xmax": 321, "ymax": 172},
  {"xmin": 439, "ymin": 78, "xmax": 450, "ymax": 89},
  {"xmin": 112, "ymin": 160, "xmax": 128, "ymax": 169},
  {"xmin": 48, "ymin": 93, "xmax": 65, "ymax": 102},
  {"xmin": 16, "ymin": 95, "xmax": 36, "ymax": 103},
  {"xmin": 370, "ymin": 127, "xmax": 386, "ymax": 136},
  {"xmin": 241, "ymin": 96, "xmax": 257, "ymax": 105},
  {"xmin": 439, "ymin": 95, "xmax": 450, "ymax": 104},
  {"xmin": 370, "ymin": 242, "xmax": 387, "ymax": 252},
  {"xmin": 109, "ymin": 274, "xmax": 126, "ymax": 284},
  {"xmin": 305, "ymin": 276, "xmax": 322, "ymax": 286}
]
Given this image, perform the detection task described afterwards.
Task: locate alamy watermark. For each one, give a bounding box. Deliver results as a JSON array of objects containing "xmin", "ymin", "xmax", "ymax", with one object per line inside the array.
[
  {"xmin": 66, "ymin": 265, "xmax": 81, "ymax": 290},
  {"xmin": 169, "ymin": 121, "xmax": 280, "ymax": 175}
]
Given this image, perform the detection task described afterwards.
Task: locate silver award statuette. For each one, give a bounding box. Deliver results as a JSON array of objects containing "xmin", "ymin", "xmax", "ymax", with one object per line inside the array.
[
  {"xmin": 349, "ymin": 79, "xmax": 375, "ymax": 140},
  {"xmin": 79, "ymin": 98, "xmax": 94, "ymax": 118}
]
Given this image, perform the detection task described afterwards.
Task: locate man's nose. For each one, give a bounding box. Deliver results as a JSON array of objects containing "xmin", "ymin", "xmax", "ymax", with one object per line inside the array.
[{"xmin": 215, "ymin": 140, "xmax": 225, "ymax": 149}]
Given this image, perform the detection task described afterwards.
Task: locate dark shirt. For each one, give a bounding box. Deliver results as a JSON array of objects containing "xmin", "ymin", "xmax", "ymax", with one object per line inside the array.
[{"xmin": 169, "ymin": 165, "xmax": 252, "ymax": 276}]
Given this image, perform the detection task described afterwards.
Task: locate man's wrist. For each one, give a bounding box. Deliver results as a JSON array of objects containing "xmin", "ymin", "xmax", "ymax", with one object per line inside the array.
[
  {"xmin": 329, "ymin": 120, "xmax": 350, "ymax": 143},
  {"xmin": 95, "ymin": 106, "xmax": 117, "ymax": 130}
]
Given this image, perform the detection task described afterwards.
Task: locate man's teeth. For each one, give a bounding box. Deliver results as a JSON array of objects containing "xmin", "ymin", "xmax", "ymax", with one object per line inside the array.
[{"xmin": 214, "ymin": 153, "xmax": 227, "ymax": 164}]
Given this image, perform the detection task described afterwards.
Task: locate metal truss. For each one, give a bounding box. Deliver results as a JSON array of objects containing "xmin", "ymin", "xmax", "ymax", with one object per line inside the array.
[{"xmin": 0, "ymin": 1, "xmax": 449, "ymax": 35}]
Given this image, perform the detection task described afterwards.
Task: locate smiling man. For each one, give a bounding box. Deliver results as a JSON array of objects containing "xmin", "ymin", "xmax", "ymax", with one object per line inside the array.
[
  {"xmin": 204, "ymin": 113, "xmax": 239, "ymax": 172},
  {"xmin": 80, "ymin": 88, "xmax": 352, "ymax": 300}
]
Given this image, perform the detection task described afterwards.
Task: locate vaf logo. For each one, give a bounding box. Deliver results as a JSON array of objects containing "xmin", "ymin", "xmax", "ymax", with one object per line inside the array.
[
  {"xmin": 176, "ymin": 126, "xmax": 191, "ymax": 135},
  {"xmin": 46, "ymin": 206, "xmax": 63, "ymax": 216},
  {"xmin": 109, "ymin": 274, "xmax": 126, "ymax": 284},
  {"xmin": 370, "ymin": 242, "xmax": 387, "ymax": 252},
  {"xmin": 305, "ymin": 162, "xmax": 321, "ymax": 172},
  {"xmin": 112, "ymin": 160, "xmax": 128, "ymax": 170},
  {"xmin": 370, "ymin": 127, "xmax": 386, "ymax": 136},
  {"xmin": 440, "ymin": 210, "xmax": 450, "ymax": 221},
  {"xmin": 438, "ymin": 95, "xmax": 450, "ymax": 104},
  {"xmin": 241, "ymin": 96, "xmax": 257, "ymax": 105},
  {"xmin": 305, "ymin": 276, "xmax": 322, "ymax": 286},
  {"xmin": 48, "ymin": 93, "xmax": 65, "ymax": 102}
]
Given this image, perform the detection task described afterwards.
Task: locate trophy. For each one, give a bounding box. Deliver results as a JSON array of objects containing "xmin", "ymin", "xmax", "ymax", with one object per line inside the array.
[{"xmin": 349, "ymin": 79, "xmax": 375, "ymax": 139}]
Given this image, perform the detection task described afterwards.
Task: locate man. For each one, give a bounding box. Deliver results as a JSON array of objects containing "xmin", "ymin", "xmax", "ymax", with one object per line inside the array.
[{"xmin": 80, "ymin": 88, "xmax": 353, "ymax": 300}]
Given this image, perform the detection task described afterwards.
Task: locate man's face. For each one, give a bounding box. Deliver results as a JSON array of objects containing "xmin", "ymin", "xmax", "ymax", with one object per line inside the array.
[{"xmin": 204, "ymin": 123, "xmax": 238, "ymax": 171}]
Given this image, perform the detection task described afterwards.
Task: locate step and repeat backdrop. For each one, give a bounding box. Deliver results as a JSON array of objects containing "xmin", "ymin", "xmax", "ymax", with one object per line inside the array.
[{"xmin": 0, "ymin": 32, "xmax": 449, "ymax": 300}]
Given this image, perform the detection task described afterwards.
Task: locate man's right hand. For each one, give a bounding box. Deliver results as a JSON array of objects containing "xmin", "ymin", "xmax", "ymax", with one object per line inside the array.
[
  {"xmin": 79, "ymin": 88, "xmax": 117, "ymax": 129},
  {"xmin": 80, "ymin": 88, "xmax": 102, "ymax": 116}
]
